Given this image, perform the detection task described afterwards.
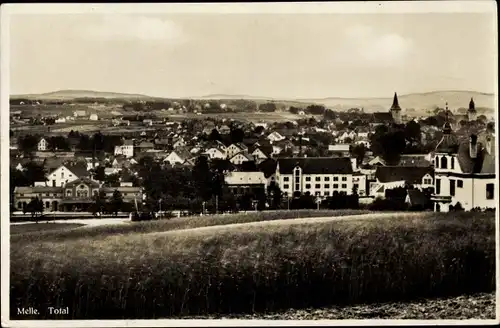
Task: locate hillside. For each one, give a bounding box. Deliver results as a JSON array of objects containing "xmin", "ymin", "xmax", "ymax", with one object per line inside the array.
[
  {"xmin": 299, "ymin": 90, "xmax": 496, "ymax": 112},
  {"xmin": 11, "ymin": 89, "xmax": 495, "ymax": 113}
]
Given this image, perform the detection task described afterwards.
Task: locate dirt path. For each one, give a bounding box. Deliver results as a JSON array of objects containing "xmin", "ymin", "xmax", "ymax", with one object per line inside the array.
[{"xmin": 148, "ymin": 212, "xmax": 419, "ymax": 237}]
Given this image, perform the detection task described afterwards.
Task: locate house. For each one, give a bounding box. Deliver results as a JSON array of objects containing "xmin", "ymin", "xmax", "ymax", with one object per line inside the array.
[
  {"xmin": 37, "ymin": 137, "xmax": 48, "ymax": 151},
  {"xmin": 37, "ymin": 164, "xmax": 87, "ymax": 188},
  {"xmin": 55, "ymin": 117, "xmax": 67, "ymax": 123},
  {"xmin": 203, "ymin": 147, "xmax": 226, "ymax": 160},
  {"xmin": 337, "ymin": 131, "xmax": 357, "ymax": 143},
  {"xmin": 267, "ymin": 131, "xmax": 286, "ymax": 143},
  {"xmin": 114, "ymin": 140, "xmax": 134, "ymax": 158},
  {"xmin": 224, "ymin": 171, "xmax": 267, "ymax": 196},
  {"xmin": 229, "ymin": 152, "xmax": 254, "ymax": 165},
  {"xmin": 143, "ymin": 119, "xmax": 153, "ymax": 126},
  {"xmin": 275, "ymin": 157, "xmax": 355, "ymax": 198},
  {"xmin": 370, "ymin": 166, "xmax": 434, "ymax": 198},
  {"xmin": 431, "ymin": 121, "xmax": 495, "ymax": 212},
  {"xmin": 135, "ymin": 141, "xmax": 155, "ymax": 153},
  {"xmin": 89, "ymin": 114, "xmax": 99, "ymax": 121},
  {"xmin": 164, "ymin": 148, "xmax": 192, "ymax": 166},
  {"xmin": 104, "ymin": 167, "xmax": 121, "ymax": 176},
  {"xmin": 398, "ymin": 154, "xmax": 432, "ymax": 167},
  {"xmin": 226, "ymin": 143, "xmax": 248, "ymax": 159},
  {"xmin": 173, "ymin": 137, "xmax": 187, "ymax": 149},
  {"xmin": 371, "ymin": 112, "xmax": 394, "ymax": 126},
  {"xmin": 251, "ymin": 147, "xmax": 270, "ymax": 163},
  {"xmin": 73, "ymin": 110, "xmax": 87, "ymax": 118},
  {"xmin": 217, "ymin": 125, "xmax": 231, "ymax": 134}
]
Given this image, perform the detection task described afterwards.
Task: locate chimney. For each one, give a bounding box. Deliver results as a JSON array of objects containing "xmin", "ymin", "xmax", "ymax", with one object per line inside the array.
[{"xmin": 469, "ymin": 134, "xmax": 478, "ymax": 159}]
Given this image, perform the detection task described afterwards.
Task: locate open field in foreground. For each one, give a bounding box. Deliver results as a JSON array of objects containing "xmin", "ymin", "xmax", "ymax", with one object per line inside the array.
[
  {"xmin": 10, "ymin": 223, "xmax": 85, "ymax": 235},
  {"xmin": 10, "ymin": 211, "xmax": 495, "ymax": 319},
  {"xmin": 184, "ymin": 292, "xmax": 496, "ymax": 320}
]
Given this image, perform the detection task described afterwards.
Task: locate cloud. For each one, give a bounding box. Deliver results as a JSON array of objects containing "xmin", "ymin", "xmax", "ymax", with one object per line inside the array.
[
  {"xmin": 340, "ymin": 24, "xmax": 414, "ymax": 68},
  {"xmin": 78, "ymin": 15, "xmax": 186, "ymax": 43}
]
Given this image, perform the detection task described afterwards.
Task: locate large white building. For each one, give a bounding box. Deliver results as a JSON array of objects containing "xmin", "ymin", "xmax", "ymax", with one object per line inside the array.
[
  {"xmin": 431, "ymin": 119, "xmax": 496, "ymax": 212},
  {"xmin": 114, "ymin": 140, "xmax": 134, "ymax": 158},
  {"xmin": 275, "ymin": 157, "xmax": 357, "ymax": 198}
]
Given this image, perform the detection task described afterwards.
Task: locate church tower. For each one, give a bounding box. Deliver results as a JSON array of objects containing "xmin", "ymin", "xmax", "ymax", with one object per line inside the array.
[
  {"xmin": 390, "ymin": 92, "xmax": 402, "ymax": 124},
  {"xmin": 467, "ymin": 97, "xmax": 477, "ymax": 121}
]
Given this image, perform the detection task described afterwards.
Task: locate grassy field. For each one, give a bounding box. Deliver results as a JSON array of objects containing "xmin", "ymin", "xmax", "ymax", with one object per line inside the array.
[
  {"xmin": 10, "ymin": 211, "xmax": 495, "ymax": 319},
  {"xmin": 10, "ymin": 223, "xmax": 84, "ymax": 235}
]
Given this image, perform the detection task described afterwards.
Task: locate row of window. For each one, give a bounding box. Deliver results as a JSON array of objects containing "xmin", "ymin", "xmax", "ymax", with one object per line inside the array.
[
  {"xmin": 283, "ymin": 191, "xmax": 348, "ymax": 197},
  {"xmin": 283, "ymin": 183, "xmax": 348, "ymax": 190},
  {"xmin": 435, "ymin": 156, "xmax": 455, "ymax": 170},
  {"xmin": 436, "ymin": 178, "xmax": 493, "ymax": 200},
  {"xmin": 283, "ymin": 176, "xmax": 348, "ymax": 182}
]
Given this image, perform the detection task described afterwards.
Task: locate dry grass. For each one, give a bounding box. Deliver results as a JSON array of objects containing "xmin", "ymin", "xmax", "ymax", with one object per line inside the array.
[{"xmin": 10, "ymin": 211, "xmax": 495, "ymax": 319}]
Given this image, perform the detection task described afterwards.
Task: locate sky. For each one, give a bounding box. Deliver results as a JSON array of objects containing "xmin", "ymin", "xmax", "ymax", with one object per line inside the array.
[{"xmin": 8, "ymin": 9, "xmax": 497, "ymax": 99}]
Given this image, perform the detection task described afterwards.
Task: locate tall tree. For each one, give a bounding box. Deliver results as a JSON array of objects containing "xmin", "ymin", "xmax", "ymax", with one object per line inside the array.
[{"xmin": 109, "ymin": 190, "xmax": 124, "ymax": 216}]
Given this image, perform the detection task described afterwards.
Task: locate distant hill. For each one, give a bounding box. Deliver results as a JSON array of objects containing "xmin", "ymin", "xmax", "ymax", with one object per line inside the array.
[
  {"xmin": 298, "ymin": 91, "xmax": 496, "ymax": 112},
  {"xmin": 11, "ymin": 89, "xmax": 495, "ymax": 113},
  {"xmin": 11, "ymin": 90, "xmax": 158, "ymax": 100}
]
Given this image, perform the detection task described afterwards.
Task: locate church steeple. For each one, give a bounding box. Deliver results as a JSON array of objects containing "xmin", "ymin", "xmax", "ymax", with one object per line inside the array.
[
  {"xmin": 468, "ymin": 97, "xmax": 476, "ymax": 111},
  {"xmin": 390, "ymin": 92, "xmax": 401, "ymax": 111},
  {"xmin": 435, "ymin": 109, "xmax": 458, "ymax": 154}
]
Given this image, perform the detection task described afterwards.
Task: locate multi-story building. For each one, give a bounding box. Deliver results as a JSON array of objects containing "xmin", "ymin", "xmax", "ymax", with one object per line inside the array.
[
  {"xmin": 114, "ymin": 140, "xmax": 134, "ymax": 158},
  {"xmin": 275, "ymin": 157, "xmax": 355, "ymax": 198},
  {"xmin": 431, "ymin": 118, "xmax": 496, "ymax": 212},
  {"xmin": 37, "ymin": 137, "xmax": 48, "ymax": 151},
  {"xmin": 224, "ymin": 171, "xmax": 267, "ymax": 196}
]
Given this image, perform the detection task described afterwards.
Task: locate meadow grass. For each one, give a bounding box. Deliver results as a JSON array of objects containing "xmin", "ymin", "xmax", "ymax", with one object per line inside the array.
[
  {"xmin": 10, "ymin": 211, "xmax": 495, "ymax": 319},
  {"xmin": 10, "ymin": 209, "xmax": 369, "ymax": 243},
  {"xmin": 10, "ymin": 223, "xmax": 84, "ymax": 235}
]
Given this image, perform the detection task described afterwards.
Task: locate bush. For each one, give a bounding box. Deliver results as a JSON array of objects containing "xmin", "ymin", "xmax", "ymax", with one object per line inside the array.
[{"xmin": 10, "ymin": 212, "xmax": 495, "ymax": 319}]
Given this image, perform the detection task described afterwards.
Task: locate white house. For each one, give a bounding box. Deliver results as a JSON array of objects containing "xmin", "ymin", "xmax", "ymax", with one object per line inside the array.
[
  {"xmin": 224, "ymin": 171, "xmax": 267, "ymax": 195},
  {"xmin": 203, "ymin": 147, "xmax": 226, "ymax": 160},
  {"xmin": 73, "ymin": 110, "xmax": 87, "ymax": 118},
  {"xmin": 275, "ymin": 157, "xmax": 355, "ymax": 198},
  {"xmin": 229, "ymin": 152, "xmax": 253, "ymax": 165},
  {"xmin": 431, "ymin": 123, "xmax": 496, "ymax": 212},
  {"xmin": 267, "ymin": 131, "xmax": 286, "ymax": 143},
  {"xmin": 328, "ymin": 144, "xmax": 351, "ymax": 153},
  {"xmin": 37, "ymin": 138, "xmax": 48, "ymax": 151},
  {"xmin": 55, "ymin": 117, "xmax": 67, "ymax": 123},
  {"xmin": 114, "ymin": 140, "xmax": 134, "ymax": 158},
  {"xmin": 38, "ymin": 164, "xmax": 82, "ymax": 187},
  {"xmin": 164, "ymin": 149, "xmax": 192, "ymax": 166},
  {"xmin": 251, "ymin": 148, "xmax": 269, "ymax": 162},
  {"xmin": 89, "ymin": 114, "xmax": 99, "ymax": 121},
  {"xmin": 226, "ymin": 143, "xmax": 248, "ymax": 159}
]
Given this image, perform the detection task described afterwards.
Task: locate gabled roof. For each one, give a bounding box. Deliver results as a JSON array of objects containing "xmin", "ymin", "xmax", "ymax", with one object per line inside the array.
[
  {"xmin": 63, "ymin": 176, "xmax": 100, "ymax": 189},
  {"xmin": 375, "ymin": 166, "xmax": 433, "ymax": 184},
  {"xmin": 230, "ymin": 152, "xmax": 254, "ymax": 161},
  {"xmin": 456, "ymin": 136, "xmax": 495, "ymax": 174},
  {"xmin": 277, "ymin": 157, "xmax": 353, "ymax": 175}
]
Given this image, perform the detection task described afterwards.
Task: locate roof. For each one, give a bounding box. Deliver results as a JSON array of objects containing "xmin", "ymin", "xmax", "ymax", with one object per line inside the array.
[
  {"xmin": 398, "ymin": 155, "xmax": 432, "ymax": 167},
  {"xmin": 65, "ymin": 162, "xmax": 89, "ymax": 178},
  {"xmin": 14, "ymin": 186, "xmax": 63, "ymax": 194},
  {"xmin": 169, "ymin": 148, "xmax": 192, "ymax": 161},
  {"xmin": 328, "ymin": 144, "xmax": 351, "ymax": 152},
  {"xmin": 122, "ymin": 139, "xmax": 134, "ymax": 146},
  {"xmin": 231, "ymin": 152, "xmax": 254, "ymax": 161},
  {"xmin": 102, "ymin": 186, "xmax": 141, "ymax": 193},
  {"xmin": 64, "ymin": 177, "xmax": 100, "ymax": 189},
  {"xmin": 456, "ymin": 134, "xmax": 495, "ymax": 174},
  {"xmin": 406, "ymin": 189, "xmax": 430, "ymax": 207},
  {"xmin": 375, "ymin": 166, "xmax": 434, "ymax": 184},
  {"xmin": 277, "ymin": 157, "xmax": 353, "ymax": 175},
  {"xmin": 435, "ymin": 131, "xmax": 459, "ymax": 154},
  {"xmin": 136, "ymin": 142, "xmax": 154, "ymax": 148},
  {"xmin": 224, "ymin": 171, "xmax": 267, "ymax": 185}
]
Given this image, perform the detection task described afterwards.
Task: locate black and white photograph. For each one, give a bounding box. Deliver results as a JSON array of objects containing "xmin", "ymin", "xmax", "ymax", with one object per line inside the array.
[{"xmin": 1, "ymin": 2, "xmax": 498, "ymax": 326}]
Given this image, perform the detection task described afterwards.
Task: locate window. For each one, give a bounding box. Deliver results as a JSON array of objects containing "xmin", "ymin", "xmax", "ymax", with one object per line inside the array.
[
  {"xmin": 324, "ymin": 191, "xmax": 330, "ymax": 196},
  {"xmin": 450, "ymin": 180, "xmax": 456, "ymax": 196},
  {"xmin": 342, "ymin": 177, "xmax": 347, "ymax": 181},
  {"xmin": 17, "ymin": 202, "xmax": 21, "ymax": 209},
  {"xmin": 295, "ymin": 177, "xmax": 300, "ymax": 183},
  {"xmin": 451, "ymin": 157, "xmax": 455, "ymax": 169},
  {"xmin": 61, "ymin": 172, "xmax": 64, "ymax": 179},
  {"xmin": 423, "ymin": 178, "xmax": 432, "ymax": 185},
  {"xmin": 45, "ymin": 201, "xmax": 50, "ymax": 208},
  {"xmin": 305, "ymin": 177, "xmax": 311, "ymax": 181},
  {"xmin": 334, "ymin": 177, "xmax": 339, "ymax": 181},
  {"xmin": 315, "ymin": 184, "xmax": 321, "ymax": 189},
  {"xmin": 283, "ymin": 177, "xmax": 289, "ymax": 182},
  {"xmin": 283, "ymin": 184, "xmax": 289, "ymax": 189},
  {"xmin": 342, "ymin": 184, "xmax": 347, "ymax": 189},
  {"xmin": 295, "ymin": 184, "xmax": 300, "ymax": 191},
  {"xmin": 486, "ymin": 183, "xmax": 494, "ymax": 200},
  {"xmin": 20, "ymin": 193, "xmax": 24, "ymax": 197},
  {"xmin": 305, "ymin": 184, "xmax": 311, "ymax": 189},
  {"xmin": 440, "ymin": 157, "xmax": 448, "ymax": 169},
  {"xmin": 315, "ymin": 191, "xmax": 321, "ymax": 196},
  {"xmin": 435, "ymin": 179, "xmax": 441, "ymax": 194},
  {"xmin": 324, "ymin": 184, "xmax": 330, "ymax": 189},
  {"xmin": 66, "ymin": 190, "xmax": 72, "ymax": 197},
  {"xmin": 353, "ymin": 183, "xmax": 359, "ymax": 190},
  {"xmin": 333, "ymin": 184, "xmax": 338, "ymax": 189},
  {"xmin": 457, "ymin": 180, "xmax": 463, "ymax": 188},
  {"xmin": 315, "ymin": 177, "xmax": 321, "ymax": 182},
  {"xmin": 324, "ymin": 177, "xmax": 330, "ymax": 181},
  {"xmin": 46, "ymin": 193, "xmax": 50, "ymax": 197}
]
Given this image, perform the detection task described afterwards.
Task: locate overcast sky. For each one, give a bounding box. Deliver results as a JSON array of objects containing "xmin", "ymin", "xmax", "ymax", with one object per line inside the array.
[{"xmin": 8, "ymin": 9, "xmax": 497, "ymax": 98}]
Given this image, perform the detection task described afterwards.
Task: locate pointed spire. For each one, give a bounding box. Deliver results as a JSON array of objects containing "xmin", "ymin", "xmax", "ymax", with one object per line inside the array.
[
  {"xmin": 442, "ymin": 109, "xmax": 452, "ymax": 134},
  {"xmin": 391, "ymin": 92, "xmax": 401, "ymax": 111},
  {"xmin": 469, "ymin": 97, "xmax": 475, "ymax": 111}
]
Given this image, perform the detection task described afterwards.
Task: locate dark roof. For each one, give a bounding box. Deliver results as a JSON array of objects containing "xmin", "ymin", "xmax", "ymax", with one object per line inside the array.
[
  {"xmin": 372, "ymin": 112, "xmax": 394, "ymax": 123},
  {"xmin": 277, "ymin": 157, "xmax": 353, "ymax": 175},
  {"xmin": 15, "ymin": 186, "xmax": 63, "ymax": 194},
  {"xmin": 257, "ymin": 158, "xmax": 277, "ymax": 178},
  {"xmin": 65, "ymin": 162, "xmax": 89, "ymax": 178},
  {"xmin": 406, "ymin": 189, "xmax": 430, "ymax": 207},
  {"xmin": 456, "ymin": 136, "xmax": 495, "ymax": 174},
  {"xmin": 375, "ymin": 166, "xmax": 433, "ymax": 184},
  {"xmin": 390, "ymin": 92, "xmax": 401, "ymax": 111},
  {"xmin": 435, "ymin": 132, "xmax": 459, "ymax": 154}
]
